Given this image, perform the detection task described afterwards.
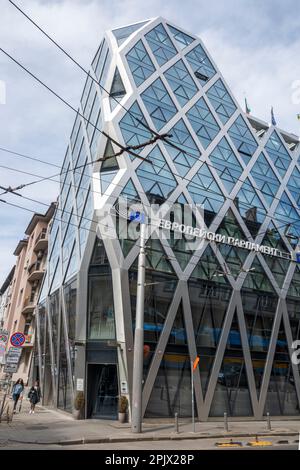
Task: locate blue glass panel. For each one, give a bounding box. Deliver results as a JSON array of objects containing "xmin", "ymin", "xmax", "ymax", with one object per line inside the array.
[
  {"xmin": 141, "ymin": 78, "xmax": 177, "ymax": 131},
  {"xmin": 209, "ymin": 137, "xmax": 242, "ymax": 193},
  {"xmin": 64, "ymin": 240, "xmax": 78, "ymax": 282},
  {"xmin": 49, "ymin": 259, "xmax": 61, "ymax": 295},
  {"xmin": 228, "ymin": 115, "xmax": 258, "ymax": 163},
  {"xmin": 137, "ymin": 145, "xmax": 177, "ymax": 201},
  {"xmin": 89, "ymin": 110, "xmax": 102, "ymax": 159},
  {"xmin": 287, "ymin": 165, "xmax": 300, "ymax": 206},
  {"xmin": 265, "ymin": 132, "xmax": 291, "ymax": 177},
  {"xmin": 164, "ymin": 59, "xmax": 198, "ymax": 107},
  {"xmin": 76, "ymin": 162, "xmax": 91, "ymax": 217},
  {"xmin": 120, "ymin": 179, "xmax": 140, "ymax": 202},
  {"xmin": 93, "ymin": 40, "xmax": 109, "ymax": 83},
  {"xmin": 109, "ymin": 68, "xmax": 126, "ymax": 111},
  {"xmin": 207, "ymin": 79, "xmax": 236, "ymax": 124},
  {"xmin": 145, "ymin": 23, "xmax": 177, "ymax": 66},
  {"xmin": 81, "ymin": 74, "xmax": 93, "ymax": 114},
  {"xmin": 235, "ymin": 178, "xmax": 266, "ymax": 225},
  {"xmin": 274, "ymin": 192, "xmax": 300, "ymax": 242},
  {"xmin": 119, "ymin": 102, "xmax": 152, "ymax": 158},
  {"xmin": 188, "ymin": 163, "xmax": 225, "ymax": 216},
  {"xmin": 167, "ymin": 25, "xmax": 195, "ymax": 49},
  {"xmin": 186, "ymin": 97, "xmax": 220, "ymax": 149},
  {"xmin": 185, "ymin": 44, "xmax": 216, "ymax": 85},
  {"xmin": 92, "ymin": 39, "xmax": 104, "ymax": 71},
  {"xmin": 79, "ymin": 189, "xmax": 93, "ymax": 255},
  {"xmin": 113, "ymin": 21, "xmax": 149, "ymax": 46},
  {"xmin": 126, "ymin": 40, "xmax": 155, "ymax": 87},
  {"xmin": 49, "ymin": 218, "xmax": 60, "ymax": 279},
  {"xmin": 164, "ymin": 119, "xmax": 200, "ymax": 176},
  {"xmin": 70, "ymin": 113, "xmax": 81, "ymax": 152},
  {"xmin": 60, "ymin": 147, "xmax": 70, "ymax": 184},
  {"xmin": 250, "ymin": 152, "xmax": 280, "ymax": 207},
  {"xmin": 85, "ymin": 91, "xmax": 101, "ymax": 143}
]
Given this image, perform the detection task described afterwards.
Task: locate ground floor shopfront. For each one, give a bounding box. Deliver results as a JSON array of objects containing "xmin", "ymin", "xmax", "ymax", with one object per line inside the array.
[{"xmin": 35, "ymin": 232, "xmax": 300, "ymax": 421}]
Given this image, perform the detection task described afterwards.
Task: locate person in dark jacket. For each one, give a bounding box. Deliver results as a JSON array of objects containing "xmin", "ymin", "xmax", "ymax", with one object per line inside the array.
[
  {"xmin": 28, "ymin": 380, "xmax": 41, "ymax": 414},
  {"xmin": 12, "ymin": 378, "xmax": 24, "ymax": 413}
]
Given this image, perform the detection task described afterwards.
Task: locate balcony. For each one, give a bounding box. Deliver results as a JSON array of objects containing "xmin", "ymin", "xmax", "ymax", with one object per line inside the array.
[
  {"xmin": 33, "ymin": 229, "xmax": 48, "ymax": 253},
  {"xmin": 27, "ymin": 261, "xmax": 45, "ymax": 282},
  {"xmin": 22, "ymin": 297, "xmax": 36, "ymax": 316}
]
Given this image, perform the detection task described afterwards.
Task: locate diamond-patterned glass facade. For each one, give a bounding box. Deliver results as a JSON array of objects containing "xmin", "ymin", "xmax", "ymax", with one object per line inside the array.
[
  {"xmin": 186, "ymin": 97, "xmax": 220, "ymax": 148},
  {"xmin": 167, "ymin": 24, "xmax": 195, "ymax": 49},
  {"xmin": 164, "ymin": 59, "xmax": 198, "ymax": 107},
  {"xmin": 119, "ymin": 101, "xmax": 152, "ymax": 156},
  {"xmin": 265, "ymin": 131, "xmax": 291, "ymax": 177},
  {"xmin": 185, "ymin": 43, "xmax": 216, "ymax": 85},
  {"xmin": 126, "ymin": 40, "xmax": 155, "ymax": 86},
  {"xmin": 207, "ymin": 78, "xmax": 237, "ymax": 124},
  {"xmin": 188, "ymin": 163, "xmax": 225, "ymax": 218},
  {"xmin": 38, "ymin": 19, "xmax": 300, "ymax": 420},
  {"xmin": 137, "ymin": 145, "xmax": 177, "ymax": 202},
  {"xmin": 228, "ymin": 115, "xmax": 258, "ymax": 163},
  {"xmin": 145, "ymin": 23, "xmax": 177, "ymax": 66},
  {"xmin": 141, "ymin": 78, "xmax": 177, "ymax": 130},
  {"xmin": 209, "ymin": 137, "xmax": 242, "ymax": 193},
  {"xmin": 250, "ymin": 152, "xmax": 280, "ymax": 206},
  {"xmin": 164, "ymin": 118, "xmax": 200, "ymax": 176},
  {"xmin": 287, "ymin": 165, "xmax": 300, "ymax": 205}
]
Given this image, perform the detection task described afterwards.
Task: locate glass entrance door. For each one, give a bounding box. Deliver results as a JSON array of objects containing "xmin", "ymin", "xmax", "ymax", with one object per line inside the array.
[{"xmin": 87, "ymin": 364, "xmax": 118, "ymax": 419}]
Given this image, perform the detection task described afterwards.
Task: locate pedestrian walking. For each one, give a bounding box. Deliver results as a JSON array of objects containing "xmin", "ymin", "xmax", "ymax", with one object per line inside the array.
[
  {"xmin": 12, "ymin": 378, "xmax": 24, "ymax": 414},
  {"xmin": 28, "ymin": 380, "xmax": 41, "ymax": 414}
]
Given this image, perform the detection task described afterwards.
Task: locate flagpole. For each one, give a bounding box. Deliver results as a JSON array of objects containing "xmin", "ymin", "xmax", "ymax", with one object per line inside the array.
[{"xmin": 191, "ymin": 360, "xmax": 195, "ymax": 433}]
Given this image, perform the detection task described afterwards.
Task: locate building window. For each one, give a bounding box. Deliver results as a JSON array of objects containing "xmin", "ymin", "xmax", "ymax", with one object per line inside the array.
[{"xmin": 87, "ymin": 240, "xmax": 115, "ymax": 340}]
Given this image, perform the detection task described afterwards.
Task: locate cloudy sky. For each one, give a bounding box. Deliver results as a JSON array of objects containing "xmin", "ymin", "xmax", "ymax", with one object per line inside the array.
[{"xmin": 0, "ymin": 0, "xmax": 300, "ymax": 285}]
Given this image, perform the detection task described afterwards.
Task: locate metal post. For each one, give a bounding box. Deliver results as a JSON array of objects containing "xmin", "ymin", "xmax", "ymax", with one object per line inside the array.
[
  {"xmin": 174, "ymin": 412, "xmax": 179, "ymax": 433},
  {"xmin": 131, "ymin": 222, "xmax": 146, "ymax": 434},
  {"xmin": 0, "ymin": 392, "xmax": 7, "ymax": 420},
  {"xmin": 267, "ymin": 412, "xmax": 271, "ymax": 431},
  {"xmin": 224, "ymin": 412, "xmax": 228, "ymax": 431},
  {"xmin": 191, "ymin": 361, "xmax": 195, "ymax": 433}
]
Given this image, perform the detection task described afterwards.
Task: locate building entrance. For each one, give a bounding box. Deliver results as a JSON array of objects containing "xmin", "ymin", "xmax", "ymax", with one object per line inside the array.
[{"xmin": 87, "ymin": 364, "xmax": 118, "ymax": 419}]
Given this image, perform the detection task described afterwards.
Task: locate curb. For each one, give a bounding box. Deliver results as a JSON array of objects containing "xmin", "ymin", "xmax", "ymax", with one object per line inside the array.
[{"xmin": 3, "ymin": 431, "xmax": 299, "ymax": 446}]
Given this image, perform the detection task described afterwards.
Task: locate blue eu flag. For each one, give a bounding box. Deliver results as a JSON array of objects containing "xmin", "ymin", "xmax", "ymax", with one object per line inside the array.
[{"xmin": 129, "ymin": 211, "xmax": 145, "ymax": 223}]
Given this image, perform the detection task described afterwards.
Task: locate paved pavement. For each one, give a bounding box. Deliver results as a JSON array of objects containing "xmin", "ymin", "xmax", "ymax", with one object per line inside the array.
[{"xmin": 0, "ymin": 395, "xmax": 299, "ymax": 450}]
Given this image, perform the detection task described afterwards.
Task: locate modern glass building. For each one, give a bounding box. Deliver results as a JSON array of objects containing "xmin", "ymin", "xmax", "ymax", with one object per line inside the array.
[{"xmin": 36, "ymin": 17, "xmax": 300, "ymax": 420}]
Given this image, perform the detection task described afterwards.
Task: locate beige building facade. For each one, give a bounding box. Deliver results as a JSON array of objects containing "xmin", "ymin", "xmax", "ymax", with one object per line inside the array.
[{"xmin": 0, "ymin": 203, "xmax": 55, "ymax": 385}]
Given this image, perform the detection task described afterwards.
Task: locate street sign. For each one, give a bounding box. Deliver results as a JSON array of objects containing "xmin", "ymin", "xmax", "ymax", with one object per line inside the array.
[
  {"xmin": 10, "ymin": 332, "xmax": 25, "ymax": 347},
  {"xmin": 6, "ymin": 347, "xmax": 22, "ymax": 364},
  {"xmin": 0, "ymin": 333, "xmax": 8, "ymax": 344},
  {"xmin": 3, "ymin": 363, "xmax": 18, "ymax": 373}
]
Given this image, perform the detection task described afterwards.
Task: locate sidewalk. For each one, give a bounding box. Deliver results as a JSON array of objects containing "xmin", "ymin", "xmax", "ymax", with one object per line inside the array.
[{"xmin": 0, "ymin": 398, "xmax": 299, "ymax": 447}]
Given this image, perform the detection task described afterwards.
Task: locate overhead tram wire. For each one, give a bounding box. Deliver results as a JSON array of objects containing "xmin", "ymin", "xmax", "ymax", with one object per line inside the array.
[
  {"xmin": 0, "ymin": 195, "xmax": 297, "ymax": 275},
  {"xmin": 0, "ymin": 48, "xmax": 297, "ymax": 237},
  {"xmin": 8, "ymin": 0, "xmax": 299, "ymax": 210},
  {"xmin": 1, "ymin": 160, "xmax": 300, "ymax": 245},
  {"xmin": 0, "ymin": 132, "xmax": 298, "ymax": 229},
  {"xmin": 7, "ymin": 0, "xmax": 161, "ymax": 138},
  {"xmin": 0, "ymin": 47, "xmax": 167, "ymax": 165},
  {"xmin": 9, "ymin": 0, "xmax": 285, "ymax": 180},
  {"xmin": 0, "ymin": 149, "xmax": 299, "ymax": 240},
  {"xmin": 0, "ymin": 17, "xmax": 293, "ymax": 215}
]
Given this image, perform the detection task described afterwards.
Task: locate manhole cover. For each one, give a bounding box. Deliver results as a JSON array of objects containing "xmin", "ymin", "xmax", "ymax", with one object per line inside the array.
[{"xmin": 26, "ymin": 426, "xmax": 48, "ymax": 430}]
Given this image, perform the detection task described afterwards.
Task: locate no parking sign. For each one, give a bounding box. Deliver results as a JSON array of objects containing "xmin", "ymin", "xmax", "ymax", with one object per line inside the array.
[{"xmin": 10, "ymin": 332, "xmax": 25, "ymax": 347}]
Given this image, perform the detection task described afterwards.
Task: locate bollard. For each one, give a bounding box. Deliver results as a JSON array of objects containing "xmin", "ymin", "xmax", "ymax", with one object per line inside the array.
[
  {"xmin": 267, "ymin": 412, "xmax": 271, "ymax": 431},
  {"xmin": 174, "ymin": 412, "xmax": 179, "ymax": 434},
  {"xmin": 224, "ymin": 412, "xmax": 229, "ymax": 432}
]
